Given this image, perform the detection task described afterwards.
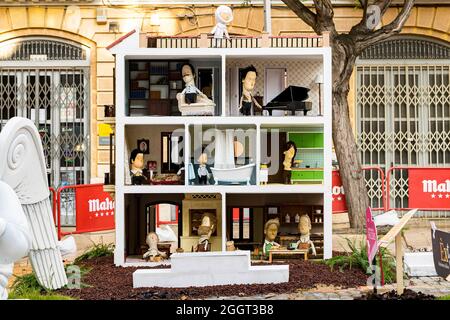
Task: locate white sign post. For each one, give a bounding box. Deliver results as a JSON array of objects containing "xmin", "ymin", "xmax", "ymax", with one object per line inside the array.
[{"xmin": 378, "ymin": 209, "xmax": 418, "ymax": 295}]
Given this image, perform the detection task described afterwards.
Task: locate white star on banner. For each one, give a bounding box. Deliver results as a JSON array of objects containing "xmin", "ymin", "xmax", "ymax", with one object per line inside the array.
[
  {"xmin": 446, "ymin": 194, "xmax": 450, "ymax": 199},
  {"xmin": 438, "ymin": 194, "xmax": 443, "ymax": 199},
  {"xmin": 100, "ymin": 213, "xmax": 104, "ymax": 217},
  {"xmin": 111, "ymin": 212, "xmax": 114, "ymax": 216},
  {"xmin": 95, "ymin": 213, "xmax": 98, "ymax": 217},
  {"xmin": 431, "ymin": 194, "xmax": 436, "ymax": 198},
  {"xmin": 337, "ymin": 197, "xmax": 342, "ymax": 201},
  {"xmin": 106, "ymin": 212, "xmax": 109, "ymax": 216}
]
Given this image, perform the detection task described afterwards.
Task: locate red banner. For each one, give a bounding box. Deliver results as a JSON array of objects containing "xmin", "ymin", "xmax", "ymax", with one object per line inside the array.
[
  {"xmin": 75, "ymin": 184, "xmax": 115, "ymax": 232},
  {"xmin": 332, "ymin": 170, "xmax": 347, "ymax": 213},
  {"xmin": 409, "ymin": 169, "xmax": 450, "ymax": 209}
]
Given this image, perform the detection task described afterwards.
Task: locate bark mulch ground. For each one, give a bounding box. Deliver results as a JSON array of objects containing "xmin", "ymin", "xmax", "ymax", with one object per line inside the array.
[
  {"xmin": 356, "ymin": 289, "xmax": 436, "ymax": 300},
  {"xmin": 58, "ymin": 256, "xmax": 368, "ymax": 300}
]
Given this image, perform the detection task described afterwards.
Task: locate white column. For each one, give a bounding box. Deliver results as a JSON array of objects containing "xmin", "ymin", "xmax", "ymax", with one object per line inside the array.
[
  {"xmin": 114, "ymin": 53, "xmax": 126, "ymax": 266},
  {"xmin": 221, "ymin": 191, "xmax": 226, "ymax": 252},
  {"xmin": 263, "ymin": 0, "xmax": 272, "ymax": 34},
  {"xmin": 322, "ymin": 48, "xmax": 333, "ymax": 259}
]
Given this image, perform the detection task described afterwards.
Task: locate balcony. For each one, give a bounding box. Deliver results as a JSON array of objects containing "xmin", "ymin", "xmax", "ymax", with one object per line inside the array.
[{"xmin": 147, "ymin": 33, "xmax": 330, "ymax": 49}]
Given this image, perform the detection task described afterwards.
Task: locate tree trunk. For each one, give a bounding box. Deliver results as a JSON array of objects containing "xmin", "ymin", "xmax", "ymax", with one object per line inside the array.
[{"xmin": 331, "ymin": 39, "xmax": 369, "ymax": 231}]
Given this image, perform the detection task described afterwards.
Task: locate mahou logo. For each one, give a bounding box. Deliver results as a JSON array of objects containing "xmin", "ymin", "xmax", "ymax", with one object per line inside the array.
[
  {"xmin": 88, "ymin": 198, "xmax": 115, "ymax": 212},
  {"xmin": 422, "ymin": 180, "xmax": 450, "ymax": 193}
]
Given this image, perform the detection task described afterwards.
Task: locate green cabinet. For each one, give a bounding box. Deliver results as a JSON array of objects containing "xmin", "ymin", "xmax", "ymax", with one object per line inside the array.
[
  {"xmin": 290, "ymin": 170, "xmax": 323, "ymax": 184},
  {"xmin": 288, "ymin": 132, "xmax": 323, "ymax": 148}
]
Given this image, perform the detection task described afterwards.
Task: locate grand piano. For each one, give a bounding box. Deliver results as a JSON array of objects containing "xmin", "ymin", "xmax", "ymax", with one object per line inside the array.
[{"xmin": 263, "ymin": 85, "xmax": 312, "ymax": 116}]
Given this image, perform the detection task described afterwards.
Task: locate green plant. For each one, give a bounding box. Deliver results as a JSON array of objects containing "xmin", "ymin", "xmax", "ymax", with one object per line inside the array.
[
  {"xmin": 8, "ymin": 289, "xmax": 75, "ymax": 300},
  {"xmin": 9, "ymin": 272, "xmax": 74, "ymax": 300},
  {"xmin": 438, "ymin": 294, "xmax": 450, "ymax": 300},
  {"xmin": 10, "ymin": 272, "xmax": 46, "ymax": 297},
  {"xmin": 325, "ymin": 237, "xmax": 397, "ymax": 284},
  {"xmin": 74, "ymin": 242, "xmax": 115, "ymax": 264}
]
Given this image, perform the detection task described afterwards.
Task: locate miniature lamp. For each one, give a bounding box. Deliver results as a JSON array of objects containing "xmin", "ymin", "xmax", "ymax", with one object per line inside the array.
[{"xmin": 314, "ymin": 74, "xmax": 324, "ymax": 116}]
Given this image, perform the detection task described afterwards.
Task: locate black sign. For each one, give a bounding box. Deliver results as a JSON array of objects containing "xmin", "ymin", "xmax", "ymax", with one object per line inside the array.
[{"xmin": 431, "ymin": 228, "xmax": 450, "ymax": 279}]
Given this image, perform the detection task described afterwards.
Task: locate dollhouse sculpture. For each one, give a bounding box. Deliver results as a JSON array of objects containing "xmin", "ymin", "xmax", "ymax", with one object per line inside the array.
[
  {"xmin": 263, "ymin": 218, "xmax": 281, "ymax": 258},
  {"xmin": 130, "ymin": 149, "xmax": 148, "ymax": 185},
  {"xmin": 196, "ymin": 212, "xmax": 216, "ymax": 252},
  {"xmin": 0, "ymin": 117, "xmax": 69, "ymax": 299},
  {"xmin": 282, "ymin": 141, "xmax": 297, "ymax": 184},
  {"xmin": 211, "ymin": 5, "xmax": 233, "ymax": 39},
  {"xmin": 177, "ymin": 63, "xmax": 215, "ymax": 116},
  {"xmin": 197, "ymin": 152, "xmax": 210, "ymax": 185},
  {"xmin": 296, "ymin": 215, "xmax": 317, "ymax": 256},
  {"xmin": 239, "ymin": 65, "xmax": 263, "ymax": 116},
  {"xmin": 143, "ymin": 232, "xmax": 167, "ymax": 261}
]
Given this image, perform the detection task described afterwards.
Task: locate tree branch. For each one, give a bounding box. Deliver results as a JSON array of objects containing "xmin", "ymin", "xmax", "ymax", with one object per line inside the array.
[
  {"xmin": 281, "ymin": 0, "xmax": 337, "ymax": 37},
  {"xmin": 355, "ymin": 0, "xmax": 415, "ymax": 52},
  {"xmin": 312, "ymin": 0, "xmax": 337, "ymax": 34},
  {"xmin": 280, "ymin": 0, "xmax": 318, "ymax": 32}
]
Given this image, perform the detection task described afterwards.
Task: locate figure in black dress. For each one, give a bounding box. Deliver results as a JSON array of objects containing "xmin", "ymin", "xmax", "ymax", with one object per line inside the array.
[{"xmin": 239, "ymin": 65, "xmax": 263, "ymax": 116}]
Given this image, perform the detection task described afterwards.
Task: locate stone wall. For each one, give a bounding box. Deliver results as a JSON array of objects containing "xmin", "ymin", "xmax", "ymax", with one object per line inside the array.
[{"xmin": 0, "ymin": 4, "xmax": 448, "ymax": 180}]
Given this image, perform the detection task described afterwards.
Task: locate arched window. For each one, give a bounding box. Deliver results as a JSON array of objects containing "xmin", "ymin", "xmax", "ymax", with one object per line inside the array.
[
  {"xmin": 360, "ymin": 36, "xmax": 450, "ymax": 60},
  {"xmin": 0, "ymin": 37, "xmax": 88, "ymax": 61}
]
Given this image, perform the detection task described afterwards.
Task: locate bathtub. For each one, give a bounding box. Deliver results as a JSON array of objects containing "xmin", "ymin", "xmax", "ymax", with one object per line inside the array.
[{"xmin": 210, "ymin": 163, "xmax": 255, "ymax": 185}]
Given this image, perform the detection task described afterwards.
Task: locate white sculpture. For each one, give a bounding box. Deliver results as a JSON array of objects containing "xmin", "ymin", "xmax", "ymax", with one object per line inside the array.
[
  {"xmin": 0, "ymin": 117, "xmax": 68, "ymax": 299},
  {"xmin": 0, "ymin": 181, "xmax": 32, "ymax": 300},
  {"xmin": 211, "ymin": 5, "xmax": 233, "ymax": 39}
]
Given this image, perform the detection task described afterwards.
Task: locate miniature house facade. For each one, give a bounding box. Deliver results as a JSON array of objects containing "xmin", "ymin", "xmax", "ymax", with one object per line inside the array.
[{"xmin": 109, "ymin": 30, "xmax": 333, "ymax": 266}]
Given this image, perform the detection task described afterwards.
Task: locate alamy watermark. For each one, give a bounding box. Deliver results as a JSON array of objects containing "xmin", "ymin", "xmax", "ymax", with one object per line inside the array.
[{"xmin": 366, "ymin": 5, "xmax": 382, "ymax": 30}]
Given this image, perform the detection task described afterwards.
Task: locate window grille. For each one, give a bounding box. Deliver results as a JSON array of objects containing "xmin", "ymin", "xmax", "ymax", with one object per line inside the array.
[
  {"xmin": 0, "ymin": 37, "xmax": 90, "ymax": 226},
  {"xmin": 356, "ymin": 64, "xmax": 450, "ymax": 217}
]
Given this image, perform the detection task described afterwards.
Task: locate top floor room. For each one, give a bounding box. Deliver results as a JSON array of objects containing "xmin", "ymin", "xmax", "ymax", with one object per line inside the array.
[{"xmin": 109, "ymin": 30, "xmax": 332, "ymax": 119}]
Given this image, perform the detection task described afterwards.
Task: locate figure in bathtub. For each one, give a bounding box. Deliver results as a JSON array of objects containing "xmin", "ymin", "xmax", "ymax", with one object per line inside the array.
[{"xmin": 177, "ymin": 63, "xmax": 216, "ymax": 116}]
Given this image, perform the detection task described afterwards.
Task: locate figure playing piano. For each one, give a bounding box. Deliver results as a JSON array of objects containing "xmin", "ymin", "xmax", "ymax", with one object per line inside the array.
[{"xmin": 239, "ymin": 65, "xmax": 263, "ymax": 116}]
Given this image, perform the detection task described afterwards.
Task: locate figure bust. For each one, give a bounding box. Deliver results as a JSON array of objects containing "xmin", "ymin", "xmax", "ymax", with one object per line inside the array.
[
  {"xmin": 263, "ymin": 218, "xmax": 281, "ymax": 258},
  {"xmin": 211, "ymin": 5, "xmax": 233, "ymax": 39},
  {"xmin": 143, "ymin": 232, "xmax": 167, "ymax": 261},
  {"xmin": 296, "ymin": 215, "xmax": 316, "ymax": 256},
  {"xmin": 196, "ymin": 212, "xmax": 217, "ymax": 252},
  {"xmin": 177, "ymin": 63, "xmax": 216, "ymax": 115},
  {"xmin": 239, "ymin": 65, "xmax": 263, "ymax": 116},
  {"xmin": 130, "ymin": 149, "xmax": 147, "ymax": 185}
]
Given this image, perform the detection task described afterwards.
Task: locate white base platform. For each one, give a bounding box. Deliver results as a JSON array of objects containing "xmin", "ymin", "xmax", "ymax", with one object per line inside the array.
[
  {"xmin": 404, "ymin": 252, "xmax": 437, "ymax": 277},
  {"xmin": 133, "ymin": 251, "xmax": 289, "ymax": 288}
]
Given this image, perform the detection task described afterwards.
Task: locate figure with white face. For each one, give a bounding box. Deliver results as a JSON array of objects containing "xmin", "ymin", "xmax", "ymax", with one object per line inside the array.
[
  {"xmin": 181, "ymin": 63, "xmax": 206, "ymax": 104},
  {"xmin": 211, "ymin": 5, "xmax": 233, "ymax": 39},
  {"xmin": 239, "ymin": 65, "xmax": 263, "ymax": 116}
]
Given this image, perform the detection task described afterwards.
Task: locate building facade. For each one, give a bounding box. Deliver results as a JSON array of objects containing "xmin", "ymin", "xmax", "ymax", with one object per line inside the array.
[{"xmin": 0, "ymin": 1, "xmax": 449, "ymax": 219}]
